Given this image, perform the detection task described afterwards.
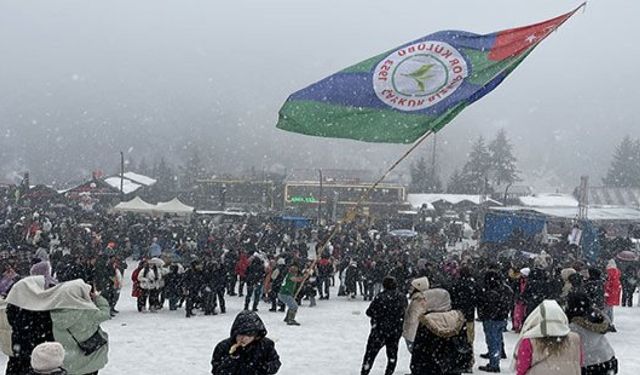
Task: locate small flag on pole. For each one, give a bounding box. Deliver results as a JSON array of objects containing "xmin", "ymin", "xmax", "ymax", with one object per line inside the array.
[{"xmin": 277, "ymin": 4, "xmax": 584, "ymax": 144}]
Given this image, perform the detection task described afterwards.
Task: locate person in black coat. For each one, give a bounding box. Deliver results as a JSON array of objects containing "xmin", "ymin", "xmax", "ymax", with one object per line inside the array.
[
  {"xmin": 410, "ymin": 288, "xmax": 472, "ymax": 375},
  {"xmin": 522, "ymin": 267, "xmax": 549, "ymax": 319},
  {"xmin": 268, "ymin": 259, "xmax": 287, "ymax": 312},
  {"xmin": 211, "ymin": 311, "xmax": 281, "ymax": 375},
  {"xmin": 244, "ymin": 256, "xmax": 266, "ymax": 311},
  {"xmin": 163, "ymin": 264, "xmax": 183, "ymax": 311},
  {"xmin": 183, "ymin": 260, "xmax": 205, "ymax": 317},
  {"xmin": 448, "ymin": 265, "xmax": 477, "ymax": 371},
  {"xmin": 5, "ymin": 304, "xmax": 55, "ymax": 375},
  {"xmin": 360, "ymin": 276, "xmax": 408, "ymax": 375},
  {"xmin": 477, "ymin": 270, "xmax": 514, "ymax": 372},
  {"xmin": 585, "ymin": 267, "xmax": 605, "ymax": 311},
  {"xmin": 621, "ymin": 265, "xmax": 637, "ymax": 307},
  {"xmin": 211, "ymin": 260, "xmax": 227, "ymax": 314}
]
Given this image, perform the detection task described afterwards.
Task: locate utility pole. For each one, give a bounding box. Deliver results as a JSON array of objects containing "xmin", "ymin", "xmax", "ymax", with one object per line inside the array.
[{"xmin": 578, "ymin": 175, "xmax": 589, "ymax": 219}]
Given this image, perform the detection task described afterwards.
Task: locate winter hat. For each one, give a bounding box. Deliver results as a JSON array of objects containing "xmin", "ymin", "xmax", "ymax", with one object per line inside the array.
[
  {"xmin": 382, "ymin": 276, "xmax": 397, "ymax": 291},
  {"xmin": 424, "ymin": 288, "xmax": 452, "ymax": 313},
  {"xmin": 520, "ymin": 267, "xmax": 531, "ymax": 277},
  {"xmin": 30, "ymin": 342, "xmax": 65, "ymax": 374},
  {"xmin": 565, "ymin": 292, "xmax": 592, "ymax": 322},
  {"xmin": 410, "ymin": 277, "xmax": 430, "ymax": 292},
  {"xmin": 606, "ymin": 259, "xmax": 617, "ymax": 270}
]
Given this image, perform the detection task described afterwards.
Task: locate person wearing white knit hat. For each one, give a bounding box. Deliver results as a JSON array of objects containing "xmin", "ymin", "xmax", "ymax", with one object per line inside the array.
[{"xmin": 30, "ymin": 342, "xmax": 67, "ymax": 374}]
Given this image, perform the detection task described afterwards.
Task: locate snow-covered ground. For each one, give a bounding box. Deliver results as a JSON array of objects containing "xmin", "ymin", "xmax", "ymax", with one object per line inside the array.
[{"xmin": 2, "ymin": 269, "xmax": 639, "ymax": 374}]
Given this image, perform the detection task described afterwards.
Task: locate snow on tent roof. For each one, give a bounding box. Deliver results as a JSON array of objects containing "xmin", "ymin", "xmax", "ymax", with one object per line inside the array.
[
  {"xmin": 154, "ymin": 198, "xmax": 194, "ymax": 214},
  {"xmin": 112, "ymin": 196, "xmax": 156, "ymax": 213},
  {"xmin": 104, "ymin": 177, "xmax": 142, "ymax": 194},
  {"xmin": 518, "ymin": 193, "xmax": 579, "ymax": 207},
  {"xmin": 407, "ymin": 193, "xmax": 501, "ymax": 207},
  {"xmin": 122, "ymin": 172, "xmax": 156, "ymax": 186}
]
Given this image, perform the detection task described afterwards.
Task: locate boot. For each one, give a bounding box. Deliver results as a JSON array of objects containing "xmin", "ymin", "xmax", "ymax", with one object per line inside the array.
[
  {"xmin": 284, "ymin": 310, "xmax": 292, "ymax": 322},
  {"xmin": 286, "ymin": 310, "xmax": 300, "ymax": 326}
]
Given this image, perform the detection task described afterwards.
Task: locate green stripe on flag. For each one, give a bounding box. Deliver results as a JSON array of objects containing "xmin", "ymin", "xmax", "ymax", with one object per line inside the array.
[{"xmin": 277, "ymin": 100, "xmax": 468, "ymax": 143}]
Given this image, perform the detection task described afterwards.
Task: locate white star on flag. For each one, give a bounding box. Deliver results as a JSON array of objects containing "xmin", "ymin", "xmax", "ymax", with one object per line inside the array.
[{"xmin": 525, "ymin": 34, "xmax": 538, "ymax": 43}]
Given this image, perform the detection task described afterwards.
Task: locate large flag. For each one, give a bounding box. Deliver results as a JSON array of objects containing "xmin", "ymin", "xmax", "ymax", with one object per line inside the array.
[{"xmin": 277, "ymin": 5, "xmax": 583, "ymax": 143}]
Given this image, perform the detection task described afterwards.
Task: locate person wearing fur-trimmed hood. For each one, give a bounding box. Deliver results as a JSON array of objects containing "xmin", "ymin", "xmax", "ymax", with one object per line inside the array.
[
  {"xmin": 566, "ymin": 292, "xmax": 618, "ymax": 375},
  {"xmin": 409, "ymin": 288, "xmax": 472, "ymax": 375}
]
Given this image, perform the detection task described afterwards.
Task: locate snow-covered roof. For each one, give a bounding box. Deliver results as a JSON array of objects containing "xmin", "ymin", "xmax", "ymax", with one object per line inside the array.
[
  {"xmin": 122, "ymin": 172, "xmax": 156, "ymax": 186},
  {"xmin": 406, "ymin": 195, "xmax": 435, "ymax": 210},
  {"xmin": 518, "ymin": 193, "xmax": 579, "ymax": 207},
  {"xmin": 407, "ymin": 193, "xmax": 501, "ymax": 207},
  {"xmin": 104, "ymin": 177, "xmax": 143, "ymax": 194},
  {"xmin": 112, "ymin": 196, "xmax": 156, "ymax": 213}
]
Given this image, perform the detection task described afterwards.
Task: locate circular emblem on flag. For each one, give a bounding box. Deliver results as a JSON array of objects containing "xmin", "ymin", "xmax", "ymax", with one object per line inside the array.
[{"xmin": 373, "ymin": 41, "xmax": 468, "ymax": 111}]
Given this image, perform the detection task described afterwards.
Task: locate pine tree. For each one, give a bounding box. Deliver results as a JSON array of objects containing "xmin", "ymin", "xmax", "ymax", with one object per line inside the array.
[
  {"xmin": 458, "ymin": 136, "xmax": 493, "ymax": 194},
  {"xmin": 181, "ymin": 150, "xmax": 206, "ymax": 189},
  {"xmin": 126, "ymin": 156, "xmax": 137, "ymax": 173},
  {"xmin": 410, "ymin": 157, "xmax": 443, "ymax": 193},
  {"xmin": 603, "ymin": 136, "xmax": 640, "ymax": 187},
  {"xmin": 489, "ymin": 129, "xmax": 519, "ymax": 186},
  {"xmin": 138, "ymin": 158, "xmax": 151, "ymax": 176},
  {"xmin": 154, "ymin": 157, "xmax": 177, "ymax": 198},
  {"xmin": 447, "ymin": 169, "xmax": 466, "ymax": 193}
]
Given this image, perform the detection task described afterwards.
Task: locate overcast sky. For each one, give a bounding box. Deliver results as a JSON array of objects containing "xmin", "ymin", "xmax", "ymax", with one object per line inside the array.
[{"xmin": 0, "ymin": 0, "xmax": 637, "ymax": 190}]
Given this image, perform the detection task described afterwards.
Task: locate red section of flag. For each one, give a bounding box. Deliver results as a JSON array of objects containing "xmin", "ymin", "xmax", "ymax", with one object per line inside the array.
[{"xmin": 488, "ymin": 5, "xmax": 583, "ymax": 61}]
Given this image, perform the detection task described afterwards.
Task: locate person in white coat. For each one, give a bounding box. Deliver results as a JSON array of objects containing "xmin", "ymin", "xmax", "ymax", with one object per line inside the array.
[
  {"xmin": 402, "ymin": 276, "xmax": 429, "ymax": 353},
  {"xmin": 137, "ymin": 262, "xmax": 162, "ymax": 312}
]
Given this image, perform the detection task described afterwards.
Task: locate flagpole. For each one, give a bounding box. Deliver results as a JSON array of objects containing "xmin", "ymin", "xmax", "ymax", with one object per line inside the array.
[{"xmin": 294, "ymin": 129, "xmax": 435, "ymax": 297}]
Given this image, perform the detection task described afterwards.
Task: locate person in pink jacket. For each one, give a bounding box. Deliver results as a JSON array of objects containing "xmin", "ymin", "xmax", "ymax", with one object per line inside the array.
[{"xmin": 604, "ymin": 259, "xmax": 621, "ymax": 324}]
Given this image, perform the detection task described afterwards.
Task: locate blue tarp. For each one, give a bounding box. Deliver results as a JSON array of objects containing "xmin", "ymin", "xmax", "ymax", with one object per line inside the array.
[
  {"xmin": 483, "ymin": 211, "xmax": 546, "ymax": 244},
  {"xmin": 276, "ymin": 216, "xmax": 311, "ymax": 228},
  {"xmin": 580, "ymin": 219, "xmax": 601, "ymax": 262}
]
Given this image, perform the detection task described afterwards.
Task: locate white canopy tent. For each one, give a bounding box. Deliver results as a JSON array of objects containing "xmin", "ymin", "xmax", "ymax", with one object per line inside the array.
[
  {"xmin": 154, "ymin": 198, "xmax": 195, "ymax": 216},
  {"xmin": 112, "ymin": 196, "xmax": 156, "ymax": 214}
]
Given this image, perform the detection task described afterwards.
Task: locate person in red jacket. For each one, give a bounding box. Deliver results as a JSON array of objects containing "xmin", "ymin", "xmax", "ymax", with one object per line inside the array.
[
  {"xmin": 235, "ymin": 251, "xmax": 250, "ymax": 297},
  {"xmin": 604, "ymin": 259, "xmax": 621, "ymax": 324}
]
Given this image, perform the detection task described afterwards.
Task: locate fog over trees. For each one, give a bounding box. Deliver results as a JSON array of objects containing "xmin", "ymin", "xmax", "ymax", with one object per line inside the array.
[{"xmin": 0, "ymin": 0, "xmax": 638, "ymax": 191}]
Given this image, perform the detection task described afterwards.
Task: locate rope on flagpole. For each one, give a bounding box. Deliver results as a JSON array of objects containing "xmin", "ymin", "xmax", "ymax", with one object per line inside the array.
[{"xmin": 293, "ymin": 129, "xmax": 435, "ymax": 298}]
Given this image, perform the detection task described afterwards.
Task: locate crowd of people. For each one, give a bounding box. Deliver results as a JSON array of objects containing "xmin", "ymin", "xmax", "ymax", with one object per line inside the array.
[{"xmin": 0, "ymin": 197, "xmax": 634, "ymax": 374}]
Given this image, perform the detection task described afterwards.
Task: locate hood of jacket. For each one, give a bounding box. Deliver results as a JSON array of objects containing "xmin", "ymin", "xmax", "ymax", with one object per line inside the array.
[
  {"xmin": 419, "ymin": 310, "xmax": 465, "ymax": 338},
  {"xmin": 571, "ymin": 316, "xmax": 610, "ymax": 334},
  {"xmin": 230, "ymin": 311, "xmax": 267, "ymax": 339}
]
